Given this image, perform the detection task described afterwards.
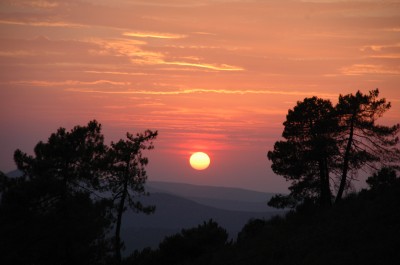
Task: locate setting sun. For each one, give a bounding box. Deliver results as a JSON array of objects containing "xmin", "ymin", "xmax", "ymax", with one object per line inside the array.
[{"xmin": 189, "ymin": 152, "xmax": 211, "ymax": 170}]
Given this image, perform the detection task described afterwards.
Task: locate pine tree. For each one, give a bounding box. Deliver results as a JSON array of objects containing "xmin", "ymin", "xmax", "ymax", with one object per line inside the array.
[{"xmin": 106, "ymin": 130, "xmax": 158, "ymax": 263}]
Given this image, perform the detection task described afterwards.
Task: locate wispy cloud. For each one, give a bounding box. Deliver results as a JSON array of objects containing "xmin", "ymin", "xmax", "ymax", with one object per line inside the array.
[
  {"xmin": 0, "ymin": 50, "xmax": 36, "ymax": 57},
  {"xmin": 84, "ymin": 70, "xmax": 152, "ymax": 76},
  {"xmin": 360, "ymin": 43, "xmax": 400, "ymax": 59},
  {"xmin": 123, "ymin": 31, "xmax": 186, "ymax": 39},
  {"xmin": 384, "ymin": 28, "xmax": 400, "ymax": 32},
  {"xmin": 94, "ymin": 38, "xmax": 164, "ymax": 64},
  {"xmin": 192, "ymin": 31, "xmax": 217, "ymax": 36},
  {"xmin": 0, "ymin": 19, "xmax": 86, "ymax": 28},
  {"xmin": 21, "ymin": 0, "xmax": 60, "ymax": 9},
  {"xmin": 341, "ymin": 64, "xmax": 400, "ymax": 75},
  {"xmin": 4, "ymin": 0, "xmax": 60, "ymax": 9},
  {"xmin": 65, "ymin": 88, "xmax": 337, "ymax": 98},
  {"xmin": 369, "ymin": 54, "xmax": 400, "ymax": 59},
  {"xmin": 92, "ymin": 37, "xmax": 244, "ymax": 72},
  {"xmin": 10, "ymin": 80, "xmax": 130, "ymax": 86},
  {"xmin": 360, "ymin": 43, "xmax": 400, "ymax": 52},
  {"xmin": 136, "ymin": 102, "xmax": 166, "ymax": 107},
  {"xmin": 164, "ymin": 61, "xmax": 244, "ymax": 71}
]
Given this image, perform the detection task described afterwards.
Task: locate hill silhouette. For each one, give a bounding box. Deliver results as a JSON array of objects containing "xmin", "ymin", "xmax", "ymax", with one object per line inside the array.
[{"xmin": 147, "ymin": 181, "xmax": 277, "ymax": 212}]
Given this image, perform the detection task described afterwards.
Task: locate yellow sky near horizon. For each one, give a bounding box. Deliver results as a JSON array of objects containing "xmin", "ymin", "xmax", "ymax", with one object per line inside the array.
[{"xmin": 0, "ymin": 0, "xmax": 399, "ymax": 192}]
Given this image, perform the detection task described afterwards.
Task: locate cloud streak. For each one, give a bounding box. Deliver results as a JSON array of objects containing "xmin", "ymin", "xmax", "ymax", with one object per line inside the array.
[
  {"xmin": 65, "ymin": 88, "xmax": 337, "ymax": 98},
  {"xmin": 164, "ymin": 61, "xmax": 244, "ymax": 71},
  {"xmin": 95, "ymin": 38, "xmax": 242, "ymax": 71},
  {"xmin": 0, "ymin": 19, "xmax": 86, "ymax": 28},
  {"xmin": 84, "ymin": 70, "xmax": 152, "ymax": 76},
  {"xmin": 341, "ymin": 64, "xmax": 400, "ymax": 76},
  {"xmin": 10, "ymin": 80, "xmax": 131, "ymax": 86},
  {"xmin": 123, "ymin": 31, "xmax": 187, "ymax": 39}
]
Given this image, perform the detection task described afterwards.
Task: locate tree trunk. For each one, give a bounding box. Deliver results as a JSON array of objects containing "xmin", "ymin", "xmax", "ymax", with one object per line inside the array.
[
  {"xmin": 115, "ymin": 179, "xmax": 128, "ymax": 263},
  {"xmin": 61, "ymin": 167, "xmax": 71, "ymax": 263},
  {"xmin": 319, "ymin": 158, "xmax": 332, "ymax": 207},
  {"xmin": 335, "ymin": 116, "xmax": 355, "ymax": 203}
]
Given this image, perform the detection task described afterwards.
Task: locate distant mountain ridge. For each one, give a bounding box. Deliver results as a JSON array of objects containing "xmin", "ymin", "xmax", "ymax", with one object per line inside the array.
[
  {"xmin": 146, "ymin": 181, "xmax": 277, "ymax": 212},
  {"xmin": 147, "ymin": 181, "xmax": 273, "ymax": 201}
]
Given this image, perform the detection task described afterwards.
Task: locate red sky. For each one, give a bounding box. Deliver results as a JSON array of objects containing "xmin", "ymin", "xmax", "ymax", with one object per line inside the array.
[{"xmin": 0, "ymin": 0, "xmax": 399, "ymax": 192}]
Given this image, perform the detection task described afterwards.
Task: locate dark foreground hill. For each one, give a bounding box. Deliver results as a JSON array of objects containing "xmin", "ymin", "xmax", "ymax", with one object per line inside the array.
[{"xmin": 126, "ymin": 176, "xmax": 400, "ymax": 265}]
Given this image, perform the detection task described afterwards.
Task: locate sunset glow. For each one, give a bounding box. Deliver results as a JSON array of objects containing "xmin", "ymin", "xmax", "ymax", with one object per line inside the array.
[{"xmin": 0, "ymin": 0, "xmax": 399, "ymax": 192}]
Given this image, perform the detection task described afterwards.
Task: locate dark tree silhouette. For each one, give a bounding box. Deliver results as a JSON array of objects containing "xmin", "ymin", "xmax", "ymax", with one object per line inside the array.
[
  {"xmin": 227, "ymin": 169, "xmax": 400, "ymax": 265},
  {"xmin": 106, "ymin": 130, "xmax": 158, "ymax": 263},
  {"xmin": 127, "ymin": 219, "xmax": 229, "ymax": 265},
  {"xmin": 366, "ymin": 166, "xmax": 398, "ymax": 191},
  {"xmin": 268, "ymin": 89, "xmax": 400, "ymax": 208},
  {"xmin": 334, "ymin": 89, "xmax": 400, "ymax": 202},
  {"xmin": 158, "ymin": 219, "xmax": 228, "ymax": 265},
  {"xmin": 0, "ymin": 121, "xmax": 159, "ymax": 264},
  {"xmin": 268, "ymin": 97, "xmax": 339, "ymax": 208},
  {"xmin": 0, "ymin": 121, "xmax": 112, "ymax": 265}
]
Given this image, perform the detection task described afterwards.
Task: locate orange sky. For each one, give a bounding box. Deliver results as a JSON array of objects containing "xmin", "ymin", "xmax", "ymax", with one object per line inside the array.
[{"xmin": 0, "ymin": 0, "xmax": 399, "ymax": 192}]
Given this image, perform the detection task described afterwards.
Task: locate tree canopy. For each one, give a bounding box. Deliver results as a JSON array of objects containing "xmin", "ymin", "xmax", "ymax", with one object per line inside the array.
[
  {"xmin": 268, "ymin": 89, "xmax": 400, "ymax": 208},
  {"xmin": 268, "ymin": 97, "xmax": 339, "ymax": 207},
  {"xmin": 125, "ymin": 219, "xmax": 229, "ymax": 265},
  {"xmin": 335, "ymin": 89, "xmax": 400, "ymax": 202},
  {"xmin": 106, "ymin": 130, "xmax": 158, "ymax": 262},
  {"xmin": 0, "ymin": 120, "xmax": 157, "ymax": 264}
]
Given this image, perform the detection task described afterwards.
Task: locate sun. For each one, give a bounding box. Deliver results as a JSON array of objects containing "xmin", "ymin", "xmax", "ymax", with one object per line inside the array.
[{"xmin": 189, "ymin": 152, "xmax": 211, "ymax": 170}]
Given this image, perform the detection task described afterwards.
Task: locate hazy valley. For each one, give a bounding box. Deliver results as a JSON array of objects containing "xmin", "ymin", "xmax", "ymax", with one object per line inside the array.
[{"xmin": 122, "ymin": 181, "xmax": 281, "ymax": 253}]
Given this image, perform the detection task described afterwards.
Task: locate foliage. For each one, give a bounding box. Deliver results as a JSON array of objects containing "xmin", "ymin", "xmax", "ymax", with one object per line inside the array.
[
  {"xmin": 106, "ymin": 130, "xmax": 158, "ymax": 262},
  {"xmin": 366, "ymin": 166, "xmax": 399, "ymax": 191},
  {"xmin": 233, "ymin": 169, "xmax": 400, "ymax": 265},
  {"xmin": 268, "ymin": 89, "xmax": 400, "ymax": 208},
  {"xmin": 0, "ymin": 121, "xmax": 157, "ymax": 265},
  {"xmin": 335, "ymin": 89, "xmax": 400, "ymax": 201},
  {"xmin": 268, "ymin": 97, "xmax": 339, "ymax": 207},
  {"xmin": 0, "ymin": 121, "xmax": 112, "ymax": 264},
  {"xmin": 125, "ymin": 219, "xmax": 229, "ymax": 265}
]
